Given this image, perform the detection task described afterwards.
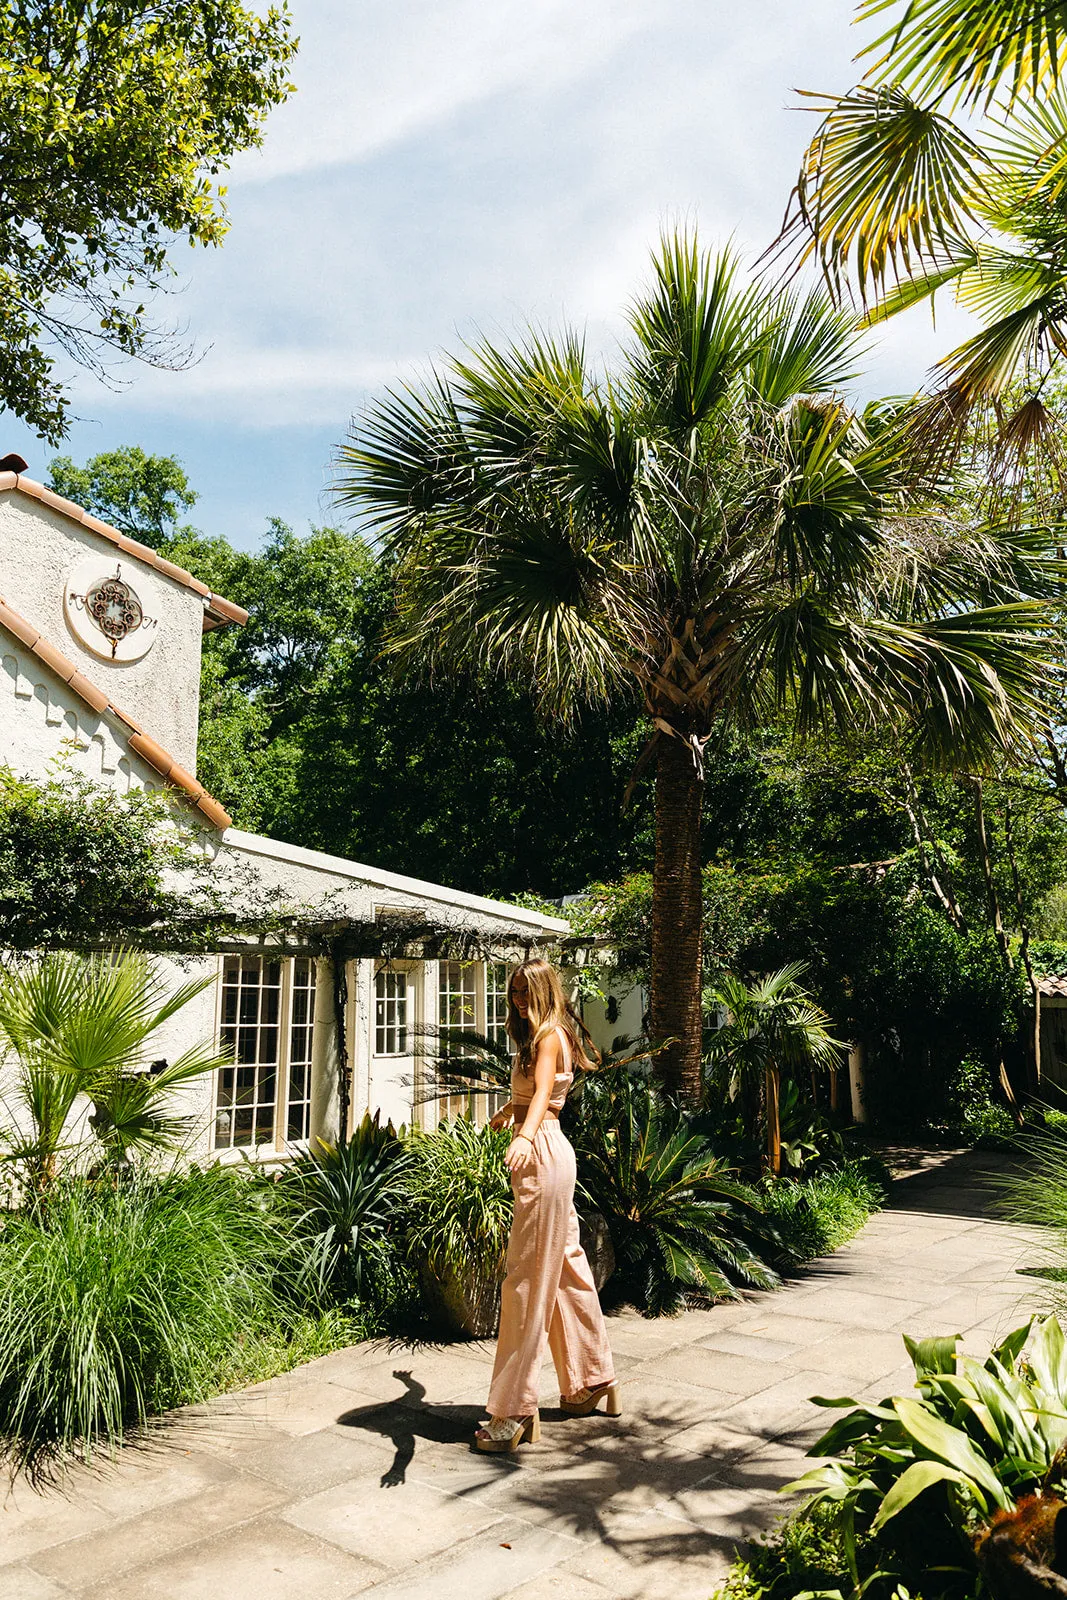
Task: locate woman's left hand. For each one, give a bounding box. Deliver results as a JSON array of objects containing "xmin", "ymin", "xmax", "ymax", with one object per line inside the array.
[{"xmin": 505, "ymin": 1134, "xmax": 534, "ymax": 1173}]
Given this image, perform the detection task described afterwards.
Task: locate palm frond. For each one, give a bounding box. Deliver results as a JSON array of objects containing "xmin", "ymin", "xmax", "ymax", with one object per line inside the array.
[
  {"xmin": 627, "ymin": 232, "xmax": 767, "ymax": 437},
  {"xmin": 745, "ymin": 287, "xmax": 866, "ymax": 405},
  {"xmin": 859, "ymin": 0, "xmax": 1067, "ymax": 109},
  {"xmin": 787, "ymin": 85, "xmax": 985, "ymax": 302}
]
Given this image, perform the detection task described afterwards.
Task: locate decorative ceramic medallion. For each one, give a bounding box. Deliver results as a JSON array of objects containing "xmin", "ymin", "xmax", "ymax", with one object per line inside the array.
[{"xmin": 64, "ymin": 555, "xmax": 160, "ymax": 662}]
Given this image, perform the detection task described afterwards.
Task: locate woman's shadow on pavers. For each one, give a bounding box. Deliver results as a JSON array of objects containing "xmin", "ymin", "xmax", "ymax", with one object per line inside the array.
[{"xmin": 337, "ymin": 1369, "xmax": 522, "ymax": 1488}]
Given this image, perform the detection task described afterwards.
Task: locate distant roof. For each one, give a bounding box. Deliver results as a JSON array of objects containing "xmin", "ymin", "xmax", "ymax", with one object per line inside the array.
[
  {"xmin": 1040, "ymin": 975, "xmax": 1067, "ymax": 997},
  {"xmin": 0, "ymin": 592, "xmax": 231, "ymax": 830},
  {"xmin": 0, "ymin": 473, "xmax": 248, "ymax": 632}
]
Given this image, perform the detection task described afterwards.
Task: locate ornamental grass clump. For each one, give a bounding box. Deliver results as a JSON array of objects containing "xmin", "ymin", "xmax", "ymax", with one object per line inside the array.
[
  {"xmin": 0, "ymin": 1167, "xmax": 285, "ymax": 1475},
  {"xmin": 404, "ymin": 1118, "xmax": 512, "ymax": 1283},
  {"xmin": 403, "ymin": 1119, "xmax": 513, "ymax": 1335}
]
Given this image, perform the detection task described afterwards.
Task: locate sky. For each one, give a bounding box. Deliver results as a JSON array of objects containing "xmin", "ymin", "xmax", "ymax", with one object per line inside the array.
[{"xmin": 4, "ymin": 0, "xmax": 976, "ymax": 552}]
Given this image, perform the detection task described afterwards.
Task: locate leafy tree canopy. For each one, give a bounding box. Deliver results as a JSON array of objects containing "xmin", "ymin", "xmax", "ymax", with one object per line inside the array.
[
  {"xmin": 1, "ymin": 1, "xmax": 296, "ymax": 442},
  {"xmin": 48, "ymin": 447, "xmax": 199, "ymax": 548}
]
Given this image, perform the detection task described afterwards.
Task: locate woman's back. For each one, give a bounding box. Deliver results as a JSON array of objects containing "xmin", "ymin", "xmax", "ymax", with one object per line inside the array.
[{"xmin": 511, "ymin": 1025, "xmax": 573, "ymax": 1110}]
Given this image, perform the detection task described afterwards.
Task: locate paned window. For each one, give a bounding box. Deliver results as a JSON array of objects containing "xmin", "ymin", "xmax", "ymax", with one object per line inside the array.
[
  {"xmin": 486, "ymin": 962, "xmax": 512, "ymax": 1120},
  {"xmin": 215, "ymin": 955, "xmax": 317, "ymax": 1151},
  {"xmin": 437, "ymin": 961, "xmax": 477, "ymax": 1121},
  {"xmin": 287, "ymin": 957, "xmax": 316, "ymax": 1142},
  {"xmin": 374, "ymin": 969, "xmax": 408, "ymax": 1055}
]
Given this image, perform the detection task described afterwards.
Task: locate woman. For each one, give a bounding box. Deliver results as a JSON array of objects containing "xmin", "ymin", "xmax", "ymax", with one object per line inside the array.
[{"xmin": 475, "ymin": 958, "xmax": 618, "ymax": 1453}]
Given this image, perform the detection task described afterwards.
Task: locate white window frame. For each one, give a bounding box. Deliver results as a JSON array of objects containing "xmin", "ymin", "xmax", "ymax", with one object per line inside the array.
[
  {"xmin": 214, "ymin": 953, "xmax": 319, "ymax": 1154},
  {"xmin": 374, "ymin": 966, "xmax": 410, "ymax": 1057},
  {"xmin": 435, "ymin": 960, "xmax": 512, "ymax": 1125}
]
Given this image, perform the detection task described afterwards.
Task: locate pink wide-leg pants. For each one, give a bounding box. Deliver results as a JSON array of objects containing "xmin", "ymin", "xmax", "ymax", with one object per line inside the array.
[{"xmin": 487, "ymin": 1119, "xmax": 615, "ymax": 1417}]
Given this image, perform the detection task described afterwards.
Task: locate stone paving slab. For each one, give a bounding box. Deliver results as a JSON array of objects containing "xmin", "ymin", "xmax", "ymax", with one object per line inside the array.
[{"xmin": 2, "ymin": 1149, "xmax": 1052, "ymax": 1600}]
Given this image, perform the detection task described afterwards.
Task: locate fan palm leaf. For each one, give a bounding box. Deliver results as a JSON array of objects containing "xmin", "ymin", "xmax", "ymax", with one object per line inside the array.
[{"xmin": 338, "ymin": 230, "xmax": 1063, "ymax": 1097}]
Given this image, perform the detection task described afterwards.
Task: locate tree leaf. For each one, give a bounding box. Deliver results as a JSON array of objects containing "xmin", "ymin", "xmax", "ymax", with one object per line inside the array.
[{"xmin": 870, "ymin": 1458, "xmax": 970, "ymax": 1532}]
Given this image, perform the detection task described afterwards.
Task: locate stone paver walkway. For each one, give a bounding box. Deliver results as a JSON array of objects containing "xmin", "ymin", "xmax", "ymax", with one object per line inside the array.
[{"xmin": 1, "ymin": 1150, "xmax": 1048, "ymax": 1600}]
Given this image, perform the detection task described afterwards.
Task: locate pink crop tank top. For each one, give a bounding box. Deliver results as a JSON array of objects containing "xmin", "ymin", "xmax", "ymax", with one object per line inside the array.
[{"xmin": 511, "ymin": 1025, "xmax": 574, "ymax": 1111}]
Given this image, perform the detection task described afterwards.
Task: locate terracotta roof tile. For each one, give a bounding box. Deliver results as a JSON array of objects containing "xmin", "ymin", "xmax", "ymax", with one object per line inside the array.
[
  {"xmin": 1, "ymin": 476, "xmax": 249, "ymax": 631},
  {"xmin": 0, "ymin": 594, "xmax": 231, "ymax": 831}
]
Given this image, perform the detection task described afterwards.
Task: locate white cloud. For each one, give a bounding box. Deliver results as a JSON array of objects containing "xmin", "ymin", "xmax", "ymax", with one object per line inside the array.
[
  {"xmin": 46, "ymin": 0, "xmax": 980, "ymax": 533},
  {"xmin": 235, "ymin": 0, "xmax": 667, "ymax": 182}
]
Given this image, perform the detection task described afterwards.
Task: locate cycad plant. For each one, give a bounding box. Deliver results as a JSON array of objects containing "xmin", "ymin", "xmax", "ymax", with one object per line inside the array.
[
  {"xmin": 338, "ymin": 230, "xmax": 1060, "ymax": 1098},
  {"xmin": 706, "ymin": 964, "xmax": 844, "ymax": 1176},
  {"xmin": 785, "ymin": 0, "xmax": 1067, "ymax": 461},
  {"xmin": 0, "ymin": 950, "xmax": 229, "ymax": 1186},
  {"xmin": 572, "ymin": 1069, "xmax": 781, "ymax": 1315}
]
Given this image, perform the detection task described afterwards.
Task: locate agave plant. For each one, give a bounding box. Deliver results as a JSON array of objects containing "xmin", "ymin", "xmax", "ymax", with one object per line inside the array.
[
  {"xmin": 572, "ymin": 1070, "xmax": 781, "ymax": 1315},
  {"xmin": 785, "ymin": 1317, "xmax": 1067, "ymax": 1595},
  {"xmin": 281, "ymin": 1112, "xmax": 410, "ymax": 1305}
]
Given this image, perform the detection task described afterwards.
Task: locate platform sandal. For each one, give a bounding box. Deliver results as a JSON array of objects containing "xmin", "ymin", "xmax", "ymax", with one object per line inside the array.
[
  {"xmin": 474, "ymin": 1410, "xmax": 541, "ymax": 1453},
  {"xmin": 560, "ymin": 1381, "xmax": 621, "ymax": 1417}
]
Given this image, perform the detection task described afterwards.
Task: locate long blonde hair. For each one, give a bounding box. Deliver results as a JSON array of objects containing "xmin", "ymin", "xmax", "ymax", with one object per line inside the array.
[{"xmin": 507, "ymin": 958, "xmax": 600, "ymax": 1076}]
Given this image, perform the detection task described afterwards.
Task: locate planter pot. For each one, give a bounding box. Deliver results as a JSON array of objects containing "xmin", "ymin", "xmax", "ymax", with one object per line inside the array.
[
  {"xmin": 418, "ymin": 1212, "xmax": 615, "ymax": 1339},
  {"xmin": 419, "ymin": 1260, "xmax": 502, "ymax": 1339},
  {"xmin": 579, "ymin": 1210, "xmax": 616, "ymax": 1292}
]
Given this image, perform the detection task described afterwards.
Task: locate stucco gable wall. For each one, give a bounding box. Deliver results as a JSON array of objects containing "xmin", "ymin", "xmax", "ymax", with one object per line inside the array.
[
  {"xmin": 1, "ymin": 641, "xmax": 167, "ymax": 795},
  {"xmin": 0, "ymin": 492, "xmax": 204, "ymax": 771}
]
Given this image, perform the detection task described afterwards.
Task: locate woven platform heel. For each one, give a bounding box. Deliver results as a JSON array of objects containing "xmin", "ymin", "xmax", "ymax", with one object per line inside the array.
[
  {"xmin": 474, "ymin": 1410, "xmax": 541, "ymax": 1452},
  {"xmin": 560, "ymin": 1381, "xmax": 621, "ymax": 1417}
]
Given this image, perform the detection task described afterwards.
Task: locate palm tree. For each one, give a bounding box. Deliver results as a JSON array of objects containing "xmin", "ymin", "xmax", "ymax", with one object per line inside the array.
[
  {"xmin": 706, "ymin": 964, "xmax": 843, "ymax": 1176},
  {"xmin": 783, "ymin": 0, "xmax": 1067, "ymax": 460},
  {"xmin": 336, "ymin": 231, "xmax": 1060, "ymax": 1099},
  {"xmin": 0, "ymin": 950, "xmax": 230, "ymax": 1184}
]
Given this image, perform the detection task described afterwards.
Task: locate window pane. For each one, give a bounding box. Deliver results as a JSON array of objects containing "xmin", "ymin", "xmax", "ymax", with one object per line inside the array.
[
  {"xmin": 437, "ymin": 962, "xmax": 479, "ymax": 1122},
  {"xmin": 286, "ymin": 958, "xmax": 315, "ymax": 1143},
  {"xmin": 374, "ymin": 969, "xmax": 408, "ymax": 1055},
  {"xmin": 214, "ymin": 954, "xmax": 282, "ymax": 1150}
]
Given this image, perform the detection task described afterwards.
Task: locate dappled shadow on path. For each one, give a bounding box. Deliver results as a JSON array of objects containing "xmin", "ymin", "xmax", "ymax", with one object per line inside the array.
[
  {"xmin": 334, "ymin": 1368, "xmax": 811, "ymax": 1577},
  {"xmin": 880, "ymin": 1147, "xmax": 1013, "ymax": 1222}
]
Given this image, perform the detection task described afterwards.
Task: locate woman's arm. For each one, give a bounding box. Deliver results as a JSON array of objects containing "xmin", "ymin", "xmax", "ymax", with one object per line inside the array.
[
  {"xmin": 506, "ymin": 1035, "xmax": 559, "ymax": 1169},
  {"xmin": 488, "ymin": 1099, "xmax": 515, "ymax": 1130}
]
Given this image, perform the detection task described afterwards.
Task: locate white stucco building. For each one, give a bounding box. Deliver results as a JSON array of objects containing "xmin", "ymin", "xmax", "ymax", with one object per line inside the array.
[{"xmin": 0, "ymin": 467, "xmax": 570, "ymax": 1162}]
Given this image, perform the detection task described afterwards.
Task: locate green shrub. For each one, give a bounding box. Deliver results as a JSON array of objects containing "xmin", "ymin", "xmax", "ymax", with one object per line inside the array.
[
  {"xmin": 780, "ymin": 1317, "xmax": 1067, "ymax": 1599},
  {"xmin": 280, "ymin": 1111, "xmax": 413, "ymax": 1314},
  {"xmin": 761, "ymin": 1159, "xmax": 888, "ymax": 1263},
  {"xmin": 0, "ymin": 1167, "xmax": 287, "ymax": 1472},
  {"xmin": 712, "ymin": 1502, "xmax": 865, "ymax": 1600},
  {"xmin": 572, "ymin": 1070, "xmax": 781, "ymax": 1315},
  {"xmin": 404, "ymin": 1118, "xmax": 513, "ymax": 1283}
]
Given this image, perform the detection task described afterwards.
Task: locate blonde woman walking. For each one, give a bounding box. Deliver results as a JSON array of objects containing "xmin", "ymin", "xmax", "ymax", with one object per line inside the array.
[{"xmin": 475, "ymin": 958, "xmax": 618, "ymax": 1453}]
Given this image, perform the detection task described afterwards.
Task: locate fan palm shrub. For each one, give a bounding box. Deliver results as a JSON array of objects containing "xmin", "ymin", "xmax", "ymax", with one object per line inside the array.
[
  {"xmin": 706, "ymin": 964, "xmax": 844, "ymax": 1175},
  {"xmin": 0, "ymin": 950, "xmax": 228, "ymax": 1186},
  {"xmin": 572, "ymin": 1069, "xmax": 781, "ymax": 1315},
  {"xmin": 338, "ymin": 230, "xmax": 1061, "ymax": 1099},
  {"xmin": 0, "ymin": 1166, "xmax": 285, "ymax": 1473},
  {"xmin": 281, "ymin": 1111, "xmax": 413, "ymax": 1313}
]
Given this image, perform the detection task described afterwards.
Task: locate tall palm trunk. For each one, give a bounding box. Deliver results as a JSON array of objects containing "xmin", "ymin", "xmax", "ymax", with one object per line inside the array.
[{"xmin": 650, "ymin": 736, "xmax": 704, "ymax": 1099}]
